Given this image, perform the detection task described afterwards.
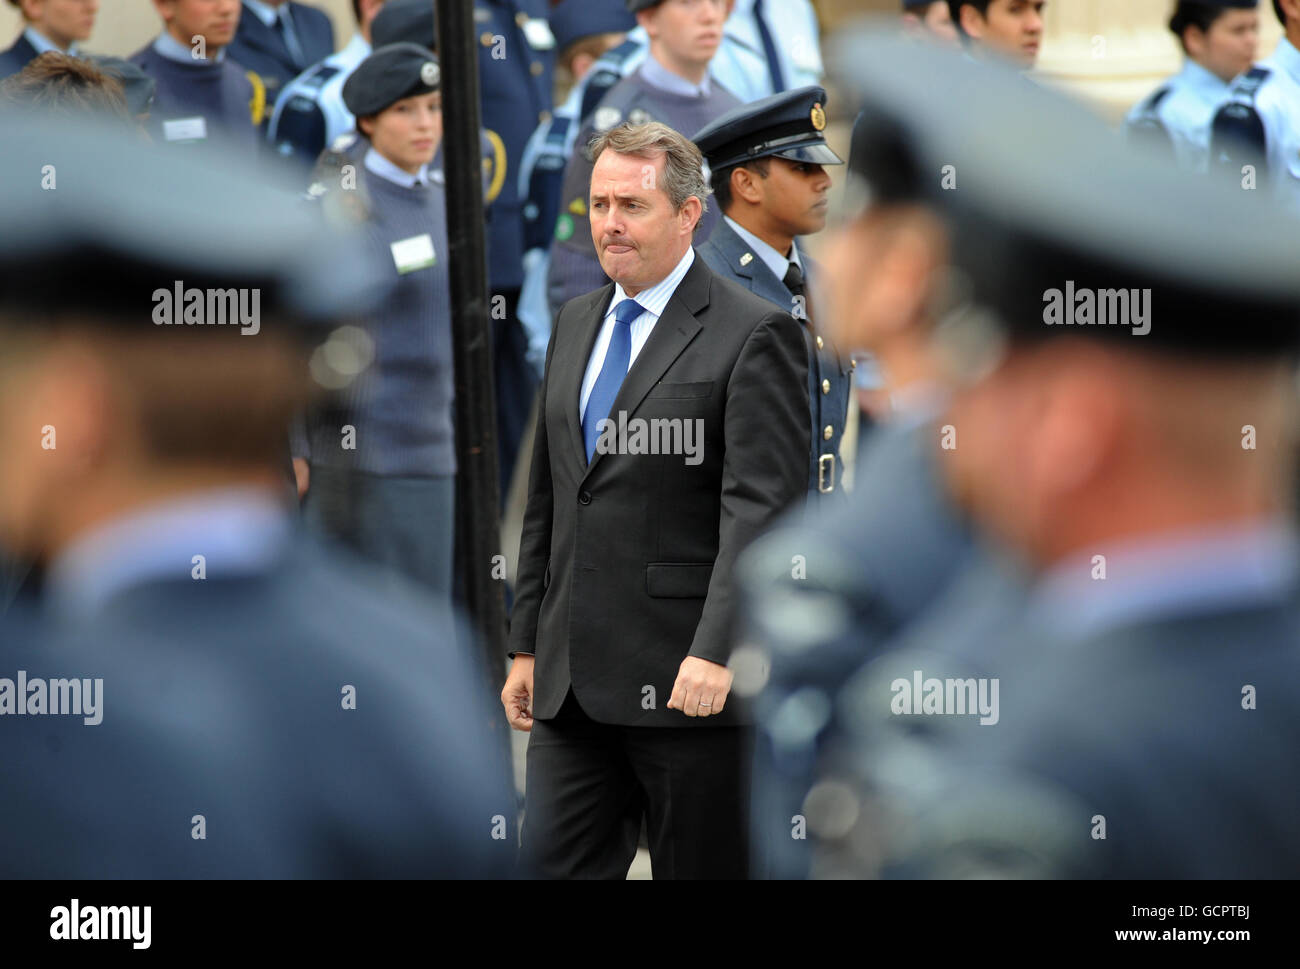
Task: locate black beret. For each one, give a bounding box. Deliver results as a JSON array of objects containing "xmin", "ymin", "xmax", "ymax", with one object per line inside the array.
[
  {"xmin": 552, "ymin": 0, "xmax": 636, "ymax": 52},
  {"xmin": 830, "ymin": 26, "xmax": 1300, "ymax": 359},
  {"xmin": 342, "ymin": 43, "xmax": 440, "ymax": 119},
  {"xmin": 0, "ymin": 114, "xmax": 390, "ymax": 328},
  {"xmin": 371, "ymin": 0, "xmax": 438, "ymax": 51},
  {"xmin": 693, "ymin": 86, "xmax": 843, "ymax": 171},
  {"xmin": 88, "ymin": 55, "xmax": 156, "ymax": 117}
]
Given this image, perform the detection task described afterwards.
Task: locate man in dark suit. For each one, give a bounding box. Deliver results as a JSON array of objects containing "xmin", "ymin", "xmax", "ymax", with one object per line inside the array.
[
  {"xmin": 0, "ymin": 115, "xmax": 514, "ymax": 878},
  {"xmin": 694, "ymin": 86, "xmax": 854, "ymax": 502},
  {"xmin": 802, "ymin": 28, "xmax": 1300, "ymax": 879},
  {"xmin": 501, "ymin": 120, "xmax": 810, "ymax": 878},
  {"xmin": 0, "ymin": 0, "xmax": 98, "ymax": 80},
  {"xmin": 226, "ymin": 0, "xmax": 334, "ymax": 117}
]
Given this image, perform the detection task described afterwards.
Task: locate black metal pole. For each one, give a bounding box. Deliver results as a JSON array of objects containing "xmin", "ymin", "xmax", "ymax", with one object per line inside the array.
[{"xmin": 437, "ymin": 0, "xmax": 507, "ymax": 691}]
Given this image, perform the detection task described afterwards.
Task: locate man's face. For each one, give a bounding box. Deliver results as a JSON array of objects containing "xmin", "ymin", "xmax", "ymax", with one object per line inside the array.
[
  {"xmin": 158, "ymin": 0, "xmax": 241, "ymax": 50},
  {"xmin": 640, "ymin": 0, "xmax": 729, "ymax": 74},
  {"xmin": 750, "ymin": 157, "xmax": 833, "ymax": 239},
  {"xmin": 589, "ymin": 149, "xmax": 700, "ymax": 295},
  {"xmin": 962, "ymin": 0, "xmax": 1045, "ymax": 68},
  {"xmin": 1192, "ymin": 10, "xmax": 1259, "ymax": 83},
  {"xmin": 362, "ymin": 91, "xmax": 443, "ymax": 175},
  {"xmin": 22, "ymin": 0, "xmax": 98, "ymax": 46}
]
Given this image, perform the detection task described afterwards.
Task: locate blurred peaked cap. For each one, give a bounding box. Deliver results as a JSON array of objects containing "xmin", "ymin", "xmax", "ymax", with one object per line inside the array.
[
  {"xmin": 625, "ymin": 0, "xmax": 662, "ymax": 12},
  {"xmin": 343, "ymin": 43, "xmax": 440, "ymax": 118},
  {"xmin": 847, "ymin": 105, "xmax": 927, "ymax": 205},
  {"xmin": 830, "ymin": 26, "xmax": 1300, "ymax": 358},
  {"xmin": 370, "ymin": 0, "xmax": 438, "ymax": 51},
  {"xmin": 692, "ymin": 86, "xmax": 843, "ymax": 171},
  {"xmin": 552, "ymin": 0, "xmax": 636, "ymax": 52},
  {"xmin": 87, "ymin": 55, "xmax": 156, "ymax": 117},
  {"xmin": 0, "ymin": 114, "xmax": 392, "ymax": 328}
]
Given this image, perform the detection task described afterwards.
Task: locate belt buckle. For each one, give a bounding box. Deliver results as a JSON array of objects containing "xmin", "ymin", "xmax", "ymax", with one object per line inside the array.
[{"xmin": 817, "ymin": 453, "xmax": 836, "ymax": 494}]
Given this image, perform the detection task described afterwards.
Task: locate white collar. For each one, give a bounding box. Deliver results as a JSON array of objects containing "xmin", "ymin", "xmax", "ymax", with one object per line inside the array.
[
  {"xmin": 724, "ymin": 215, "xmax": 800, "ymax": 282},
  {"xmin": 364, "ymin": 147, "xmax": 431, "ymax": 187},
  {"xmin": 609, "ymin": 246, "xmax": 695, "ymax": 320}
]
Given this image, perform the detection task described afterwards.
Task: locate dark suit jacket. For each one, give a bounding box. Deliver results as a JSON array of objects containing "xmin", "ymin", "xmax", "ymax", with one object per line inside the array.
[
  {"xmin": 508, "ymin": 254, "xmax": 810, "ymax": 727},
  {"xmin": 0, "ymin": 34, "xmax": 38, "ymax": 80},
  {"xmin": 226, "ymin": 2, "xmax": 334, "ymax": 110},
  {"xmin": 0, "ymin": 536, "xmax": 514, "ymax": 878}
]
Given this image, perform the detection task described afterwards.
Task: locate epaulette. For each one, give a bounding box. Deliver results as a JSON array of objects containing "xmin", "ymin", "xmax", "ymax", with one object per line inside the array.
[
  {"xmin": 1123, "ymin": 85, "xmax": 1173, "ymax": 159},
  {"xmin": 1210, "ymin": 98, "xmax": 1269, "ymax": 175},
  {"xmin": 307, "ymin": 133, "xmax": 372, "ymax": 225},
  {"xmin": 578, "ymin": 38, "xmax": 644, "ymax": 125},
  {"xmin": 1227, "ymin": 65, "xmax": 1272, "ymax": 104}
]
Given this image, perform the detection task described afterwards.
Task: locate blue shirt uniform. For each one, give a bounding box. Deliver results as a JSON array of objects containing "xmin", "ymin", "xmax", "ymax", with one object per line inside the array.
[
  {"xmin": 1126, "ymin": 59, "xmax": 1233, "ymax": 172},
  {"xmin": 267, "ymin": 32, "xmax": 370, "ymax": 169},
  {"xmin": 1211, "ymin": 37, "xmax": 1300, "ymax": 213}
]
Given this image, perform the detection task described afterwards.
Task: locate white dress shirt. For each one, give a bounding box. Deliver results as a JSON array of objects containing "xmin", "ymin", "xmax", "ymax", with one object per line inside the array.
[{"xmin": 579, "ymin": 246, "xmax": 695, "ymax": 419}]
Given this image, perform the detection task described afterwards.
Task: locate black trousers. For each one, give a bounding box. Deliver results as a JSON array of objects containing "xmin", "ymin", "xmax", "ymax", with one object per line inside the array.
[{"xmin": 520, "ymin": 689, "xmax": 753, "ymax": 880}]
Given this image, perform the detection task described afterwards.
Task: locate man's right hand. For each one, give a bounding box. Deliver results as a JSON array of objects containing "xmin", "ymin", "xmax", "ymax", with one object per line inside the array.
[{"xmin": 501, "ymin": 655, "xmax": 535, "ymax": 732}]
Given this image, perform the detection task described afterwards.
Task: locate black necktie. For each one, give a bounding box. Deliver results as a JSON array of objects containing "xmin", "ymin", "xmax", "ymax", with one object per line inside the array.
[
  {"xmin": 753, "ymin": 0, "xmax": 786, "ymax": 94},
  {"xmin": 783, "ymin": 261, "xmax": 811, "ymax": 326}
]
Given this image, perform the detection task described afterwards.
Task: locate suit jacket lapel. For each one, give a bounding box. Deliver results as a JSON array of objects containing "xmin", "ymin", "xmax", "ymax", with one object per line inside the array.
[
  {"xmin": 555, "ymin": 284, "xmax": 615, "ymax": 468},
  {"xmin": 582, "ymin": 257, "xmax": 709, "ymax": 479}
]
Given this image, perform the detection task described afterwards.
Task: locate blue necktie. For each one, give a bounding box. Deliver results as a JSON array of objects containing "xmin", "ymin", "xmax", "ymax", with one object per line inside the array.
[
  {"xmin": 753, "ymin": 0, "xmax": 786, "ymax": 95},
  {"xmin": 583, "ymin": 299, "xmax": 642, "ymax": 463}
]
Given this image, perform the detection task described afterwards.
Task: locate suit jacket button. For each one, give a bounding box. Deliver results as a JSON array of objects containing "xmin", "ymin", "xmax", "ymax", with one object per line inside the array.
[{"xmin": 578, "ymin": 490, "xmax": 592, "ymax": 505}]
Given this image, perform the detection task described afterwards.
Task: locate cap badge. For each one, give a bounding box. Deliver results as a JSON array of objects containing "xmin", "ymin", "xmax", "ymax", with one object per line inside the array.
[
  {"xmin": 740, "ymin": 252, "xmax": 753, "ymax": 267},
  {"xmin": 810, "ymin": 103, "xmax": 826, "ymax": 132},
  {"xmin": 421, "ymin": 61, "xmax": 440, "ymax": 87}
]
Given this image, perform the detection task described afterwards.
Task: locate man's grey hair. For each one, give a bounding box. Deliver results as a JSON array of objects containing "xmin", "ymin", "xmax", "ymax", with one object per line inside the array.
[{"xmin": 588, "ymin": 121, "xmax": 711, "ymax": 232}]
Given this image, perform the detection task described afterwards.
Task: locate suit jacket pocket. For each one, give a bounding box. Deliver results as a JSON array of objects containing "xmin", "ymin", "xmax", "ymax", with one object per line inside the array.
[
  {"xmin": 646, "ymin": 380, "xmax": 714, "ymax": 399},
  {"xmin": 645, "ymin": 562, "xmax": 714, "ymax": 598}
]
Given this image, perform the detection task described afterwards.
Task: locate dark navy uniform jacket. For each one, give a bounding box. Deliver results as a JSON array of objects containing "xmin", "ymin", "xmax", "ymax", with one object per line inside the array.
[
  {"xmin": 0, "ymin": 32, "xmax": 38, "ymax": 80},
  {"xmin": 226, "ymin": 1, "xmax": 335, "ymax": 121},
  {"xmin": 697, "ymin": 218, "xmax": 851, "ymax": 501},
  {"xmin": 477, "ymin": 0, "xmax": 556, "ymax": 293},
  {"xmin": 0, "ymin": 531, "xmax": 515, "ymax": 878}
]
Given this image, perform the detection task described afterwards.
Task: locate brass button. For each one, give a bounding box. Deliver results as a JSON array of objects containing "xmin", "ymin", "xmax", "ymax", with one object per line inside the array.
[
  {"xmin": 480, "ymin": 31, "xmax": 494, "ymax": 46},
  {"xmin": 823, "ymin": 425, "xmax": 833, "ymax": 441},
  {"xmin": 815, "ymin": 335, "xmax": 824, "ymax": 350},
  {"xmin": 821, "ymin": 379, "xmax": 830, "ymax": 394},
  {"xmin": 851, "ymin": 358, "xmax": 858, "ymax": 370},
  {"xmin": 539, "ymin": 110, "xmax": 552, "ymax": 124},
  {"xmin": 530, "ymin": 61, "xmax": 544, "ymax": 76}
]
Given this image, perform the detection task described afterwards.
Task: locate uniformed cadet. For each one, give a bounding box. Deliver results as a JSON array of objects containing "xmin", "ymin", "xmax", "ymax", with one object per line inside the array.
[
  {"xmin": 734, "ymin": 98, "xmax": 978, "ymax": 879},
  {"xmin": 1125, "ymin": 1, "xmax": 1259, "ymax": 172},
  {"xmin": 0, "ymin": 0, "xmax": 96, "ymax": 80},
  {"xmin": 225, "ymin": 0, "xmax": 334, "ymax": 120},
  {"xmin": 517, "ymin": 0, "xmax": 636, "ymax": 377},
  {"xmin": 1211, "ymin": 0, "xmax": 1300, "ymax": 212},
  {"xmin": 296, "ymin": 43, "xmax": 460, "ymax": 605},
  {"xmin": 267, "ymin": 0, "xmax": 386, "ymax": 169},
  {"xmin": 947, "ymin": 0, "xmax": 1045, "ymax": 69},
  {"xmin": 693, "ymin": 87, "xmax": 852, "ymax": 503},
  {"xmin": 474, "ymin": 0, "xmax": 557, "ymax": 504},
  {"xmin": 547, "ymin": 0, "xmax": 742, "ymax": 313},
  {"xmin": 797, "ymin": 27, "xmax": 1300, "ymax": 879},
  {"xmin": 0, "ymin": 112, "xmax": 514, "ymax": 878},
  {"xmin": 902, "ymin": 0, "xmax": 959, "ymax": 45},
  {"xmin": 129, "ymin": 0, "xmax": 262, "ymax": 152}
]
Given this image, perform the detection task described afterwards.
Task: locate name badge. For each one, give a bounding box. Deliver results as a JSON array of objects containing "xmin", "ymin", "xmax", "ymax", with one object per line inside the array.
[
  {"xmin": 162, "ymin": 116, "xmax": 208, "ymax": 142},
  {"xmin": 522, "ymin": 17, "xmax": 555, "ymax": 51},
  {"xmin": 391, "ymin": 233, "xmax": 436, "ymax": 274}
]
